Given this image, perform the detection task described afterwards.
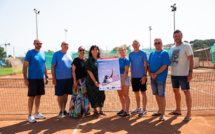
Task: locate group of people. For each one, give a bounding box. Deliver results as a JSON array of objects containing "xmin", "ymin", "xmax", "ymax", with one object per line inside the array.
[{"xmin": 23, "ymin": 29, "xmax": 193, "ymax": 123}]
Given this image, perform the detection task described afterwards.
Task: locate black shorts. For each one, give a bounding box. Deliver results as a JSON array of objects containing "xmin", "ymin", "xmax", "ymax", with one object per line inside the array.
[
  {"xmin": 28, "ymin": 79, "xmax": 45, "ymax": 97},
  {"xmin": 55, "ymin": 78, "xmax": 73, "ymax": 96},
  {"xmin": 132, "ymin": 78, "xmax": 147, "ymax": 92}
]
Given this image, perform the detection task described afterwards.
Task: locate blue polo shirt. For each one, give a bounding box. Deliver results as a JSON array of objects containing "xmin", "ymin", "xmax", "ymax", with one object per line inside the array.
[
  {"xmin": 129, "ymin": 50, "xmax": 147, "ymax": 78},
  {"xmin": 119, "ymin": 57, "xmax": 130, "ymax": 74},
  {"xmin": 24, "ymin": 49, "xmax": 46, "ymax": 79},
  {"xmin": 51, "ymin": 51, "xmax": 73, "ymax": 79},
  {"xmin": 148, "ymin": 50, "xmax": 170, "ymax": 81}
]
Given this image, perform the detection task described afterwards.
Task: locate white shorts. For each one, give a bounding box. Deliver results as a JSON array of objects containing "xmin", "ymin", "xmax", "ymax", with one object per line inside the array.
[{"xmin": 120, "ymin": 74, "xmax": 130, "ymax": 86}]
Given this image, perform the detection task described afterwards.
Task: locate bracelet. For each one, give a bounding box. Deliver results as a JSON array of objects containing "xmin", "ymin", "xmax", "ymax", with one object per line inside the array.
[{"xmin": 189, "ymin": 70, "xmax": 193, "ymax": 73}]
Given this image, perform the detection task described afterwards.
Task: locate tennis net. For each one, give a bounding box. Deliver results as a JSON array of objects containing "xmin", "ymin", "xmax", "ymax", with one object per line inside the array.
[{"xmin": 0, "ymin": 72, "xmax": 215, "ymax": 115}]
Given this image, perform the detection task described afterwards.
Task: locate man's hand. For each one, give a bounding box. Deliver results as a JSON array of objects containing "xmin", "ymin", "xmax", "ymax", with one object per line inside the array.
[
  {"xmin": 187, "ymin": 72, "xmax": 193, "ymax": 82},
  {"xmin": 52, "ymin": 78, "xmax": 57, "ymax": 86},
  {"xmin": 24, "ymin": 79, "xmax": 29, "ymax": 87},
  {"xmin": 45, "ymin": 78, "xmax": 48, "ymax": 85},
  {"xmin": 140, "ymin": 76, "xmax": 146, "ymax": 85}
]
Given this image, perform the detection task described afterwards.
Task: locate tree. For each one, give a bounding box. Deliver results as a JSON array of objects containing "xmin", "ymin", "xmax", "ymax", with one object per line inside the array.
[
  {"xmin": 190, "ymin": 39, "xmax": 215, "ymax": 50},
  {"xmin": 46, "ymin": 50, "xmax": 54, "ymax": 53},
  {"xmin": 0, "ymin": 46, "xmax": 6, "ymax": 60},
  {"xmin": 111, "ymin": 44, "xmax": 131, "ymax": 51}
]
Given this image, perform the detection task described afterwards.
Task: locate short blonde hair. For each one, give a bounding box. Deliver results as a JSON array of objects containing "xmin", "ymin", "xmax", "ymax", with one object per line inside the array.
[{"xmin": 118, "ymin": 46, "xmax": 127, "ymax": 56}]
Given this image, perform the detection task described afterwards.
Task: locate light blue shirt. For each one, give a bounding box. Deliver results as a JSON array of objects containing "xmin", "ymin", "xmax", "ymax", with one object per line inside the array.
[
  {"xmin": 129, "ymin": 50, "xmax": 147, "ymax": 78},
  {"xmin": 119, "ymin": 57, "xmax": 130, "ymax": 74},
  {"xmin": 148, "ymin": 50, "xmax": 170, "ymax": 81},
  {"xmin": 24, "ymin": 49, "xmax": 46, "ymax": 79},
  {"xmin": 51, "ymin": 51, "xmax": 73, "ymax": 79}
]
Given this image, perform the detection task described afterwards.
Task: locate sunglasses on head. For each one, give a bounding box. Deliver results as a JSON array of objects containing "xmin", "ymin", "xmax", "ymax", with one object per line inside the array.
[
  {"xmin": 154, "ymin": 42, "xmax": 161, "ymax": 45},
  {"xmin": 79, "ymin": 49, "xmax": 85, "ymax": 52}
]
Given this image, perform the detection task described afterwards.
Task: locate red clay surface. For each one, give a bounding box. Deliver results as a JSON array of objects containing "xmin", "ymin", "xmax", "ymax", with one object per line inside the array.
[{"xmin": 0, "ymin": 111, "xmax": 215, "ymax": 134}]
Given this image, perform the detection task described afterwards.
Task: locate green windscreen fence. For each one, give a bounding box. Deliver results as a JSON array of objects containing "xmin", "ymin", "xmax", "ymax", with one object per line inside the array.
[
  {"xmin": 211, "ymin": 45, "xmax": 215, "ymax": 63},
  {"xmin": 45, "ymin": 49, "xmax": 170, "ymax": 70}
]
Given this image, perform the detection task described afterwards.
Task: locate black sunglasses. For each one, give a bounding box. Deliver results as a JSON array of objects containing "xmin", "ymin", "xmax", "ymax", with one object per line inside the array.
[
  {"xmin": 79, "ymin": 49, "xmax": 85, "ymax": 52},
  {"xmin": 154, "ymin": 42, "xmax": 161, "ymax": 45}
]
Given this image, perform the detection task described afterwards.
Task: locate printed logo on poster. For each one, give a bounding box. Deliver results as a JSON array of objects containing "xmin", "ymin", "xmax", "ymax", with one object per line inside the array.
[{"xmin": 97, "ymin": 58, "xmax": 121, "ymax": 91}]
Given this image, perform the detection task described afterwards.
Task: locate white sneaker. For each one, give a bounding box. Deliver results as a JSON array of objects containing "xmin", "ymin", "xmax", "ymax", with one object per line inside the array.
[
  {"xmin": 139, "ymin": 110, "xmax": 147, "ymax": 117},
  {"xmin": 58, "ymin": 112, "xmax": 63, "ymax": 118},
  {"xmin": 27, "ymin": 115, "xmax": 36, "ymax": 123},
  {"xmin": 131, "ymin": 108, "xmax": 141, "ymax": 115},
  {"xmin": 34, "ymin": 113, "xmax": 46, "ymax": 119}
]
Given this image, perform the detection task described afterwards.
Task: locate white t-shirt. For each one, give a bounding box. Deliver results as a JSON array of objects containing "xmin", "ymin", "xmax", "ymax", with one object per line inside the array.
[{"xmin": 170, "ymin": 42, "xmax": 193, "ymax": 76}]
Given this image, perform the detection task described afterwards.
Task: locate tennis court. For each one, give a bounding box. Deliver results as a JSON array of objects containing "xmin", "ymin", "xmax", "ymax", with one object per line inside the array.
[{"xmin": 0, "ymin": 68, "xmax": 215, "ymax": 133}]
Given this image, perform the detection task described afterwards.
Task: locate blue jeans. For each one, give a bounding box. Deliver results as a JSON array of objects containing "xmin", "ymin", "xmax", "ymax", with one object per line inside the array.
[{"xmin": 151, "ymin": 79, "xmax": 166, "ymax": 97}]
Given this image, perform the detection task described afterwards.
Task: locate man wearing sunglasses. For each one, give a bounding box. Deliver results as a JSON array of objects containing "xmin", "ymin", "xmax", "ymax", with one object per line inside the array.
[
  {"xmin": 148, "ymin": 38, "xmax": 170, "ymax": 121},
  {"xmin": 169, "ymin": 30, "xmax": 193, "ymax": 122},
  {"xmin": 23, "ymin": 39, "xmax": 48, "ymax": 123}
]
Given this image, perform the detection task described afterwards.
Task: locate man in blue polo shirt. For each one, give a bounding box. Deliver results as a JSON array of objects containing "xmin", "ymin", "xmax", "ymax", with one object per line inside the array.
[
  {"xmin": 148, "ymin": 38, "xmax": 170, "ymax": 121},
  {"xmin": 51, "ymin": 41, "xmax": 73, "ymax": 118},
  {"xmin": 23, "ymin": 39, "xmax": 48, "ymax": 123},
  {"xmin": 129, "ymin": 40, "xmax": 148, "ymax": 117}
]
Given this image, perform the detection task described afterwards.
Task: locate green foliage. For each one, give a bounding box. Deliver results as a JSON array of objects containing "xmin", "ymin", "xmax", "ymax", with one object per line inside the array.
[
  {"xmin": 0, "ymin": 46, "xmax": 6, "ymax": 60},
  {"xmin": 111, "ymin": 44, "xmax": 131, "ymax": 51},
  {"xmin": 190, "ymin": 39, "xmax": 215, "ymax": 50},
  {"xmin": 0, "ymin": 67, "xmax": 22, "ymax": 75},
  {"xmin": 46, "ymin": 50, "xmax": 54, "ymax": 53}
]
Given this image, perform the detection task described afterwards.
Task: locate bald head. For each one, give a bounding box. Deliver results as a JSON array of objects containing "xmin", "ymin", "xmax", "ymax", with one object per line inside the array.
[
  {"xmin": 34, "ymin": 39, "xmax": 42, "ymax": 44},
  {"xmin": 61, "ymin": 41, "xmax": 68, "ymax": 46},
  {"xmin": 33, "ymin": 39, "xmax": 42, "ymax": 51}
]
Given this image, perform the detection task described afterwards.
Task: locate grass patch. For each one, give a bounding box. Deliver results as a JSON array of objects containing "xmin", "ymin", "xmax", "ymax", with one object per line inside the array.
[{"xmin": 0, "ymin": 67, "xmax": 22, "ymax": 75}]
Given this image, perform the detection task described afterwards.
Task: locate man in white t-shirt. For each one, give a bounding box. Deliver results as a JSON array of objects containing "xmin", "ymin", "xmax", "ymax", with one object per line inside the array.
[{"xmin": 169, "ymin": 30, "xmax": 194, "ymax": 122}]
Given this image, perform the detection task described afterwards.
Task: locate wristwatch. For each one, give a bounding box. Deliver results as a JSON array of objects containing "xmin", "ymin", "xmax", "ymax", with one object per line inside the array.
[
  {"xmin": 45, "ymin": 75, "xmax": 49, "ymax": 78},
  {"xmin": 189, "ymin": 70, "xmax": 193, "ymax": 73}
]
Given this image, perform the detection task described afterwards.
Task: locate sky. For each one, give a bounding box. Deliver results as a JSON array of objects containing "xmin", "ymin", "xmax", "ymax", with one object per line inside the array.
[{"xmin": 0, "ymin": 0, "xmax": 215, "ymax": 57}]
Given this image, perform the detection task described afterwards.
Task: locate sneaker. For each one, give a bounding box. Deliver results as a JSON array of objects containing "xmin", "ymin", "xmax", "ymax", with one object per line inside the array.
[
  {"xmin": 117, "ymin": 109, "xmax": 124, "ymax": 115},
  {"xmin": 159, "ymin": 116, "xmax": 165, "ymax": 121},
  {"xmin": 34, "ymin": 113, "xmax": 46, "ymax": 119},
  {"xmin": 99, "ymin": 111, "xmax": 106, "ymax": 115},
  {"xmin": 58, "ymin": 112, "xmax": 63, "ymax": 118},
  {"xmin": 138, "ymin": 110, "xmax": 147, "ymax": 117},
  {"xmin": 63, "ymin": 110, "xmax": 69, "ymax": 116},
  {"xmin": 131, "ymin": 108, "xmax": 141, "ymax": 115},
  {"xmin": 27, "ymin": 115, "xmax": 36, "ymax": 123},
  {"xmin": 119, "ymin": 112, "xmax": 130, "ymax": 117}
]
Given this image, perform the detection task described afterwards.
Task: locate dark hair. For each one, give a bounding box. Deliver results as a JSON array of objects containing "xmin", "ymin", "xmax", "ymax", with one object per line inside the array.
[
  {"xmin": 173, "ymin": 30, "xmax": 183, "ymax": 36},
  {"xmin": 78, "ymin": 46, "xmax": 85, "ymax": 51},
  {"xmin": 88, "ymin": 45, "xmax": 101, "ymax": 58}
]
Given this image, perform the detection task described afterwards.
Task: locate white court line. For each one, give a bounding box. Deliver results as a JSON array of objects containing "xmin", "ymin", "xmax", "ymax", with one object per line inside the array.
[
  {"xmin": 191, "ymin": 88, "xmax": 215, "ymax": 97},
  {"xmin": 73, "ymin": 118, "xmax": 82, "ymax": 134}
]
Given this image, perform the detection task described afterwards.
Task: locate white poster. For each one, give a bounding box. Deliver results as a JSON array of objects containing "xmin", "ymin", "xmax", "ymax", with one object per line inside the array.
[{"xmin": 97, "ymin": 58, "xmax": 121, "ymax": 91}]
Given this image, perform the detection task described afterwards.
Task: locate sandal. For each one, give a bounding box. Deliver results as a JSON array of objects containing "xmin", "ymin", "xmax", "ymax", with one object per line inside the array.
[
  {"xmin": 169, "ymin": 111, "xmax": 181, "ymax": 115},
  {"xmin": 183, "ymin": 117, "xmax": 192, "ymax": 122},
  {"xmin": 99, "ymin": 111, "xmax": 106, "ymax": 115},
  {"xmin": 152, "ymin": 112, "xmax": 162, "ymax": 116}
]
